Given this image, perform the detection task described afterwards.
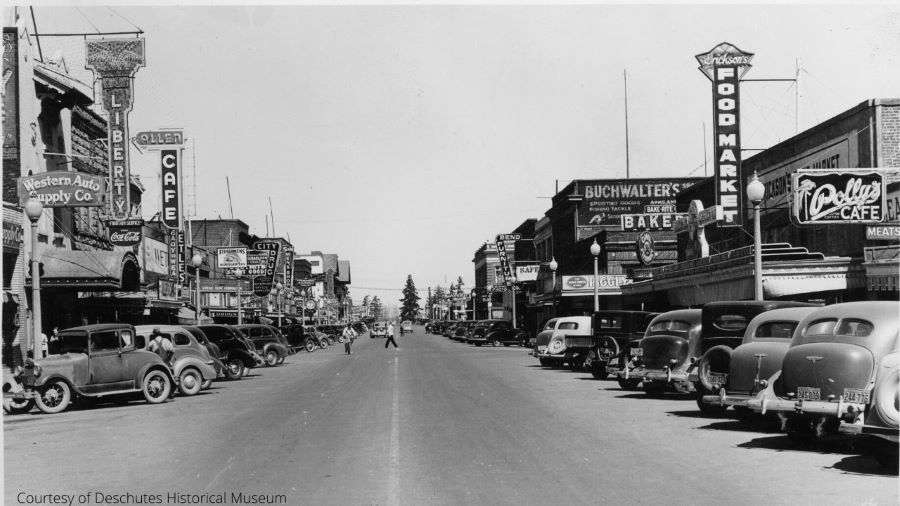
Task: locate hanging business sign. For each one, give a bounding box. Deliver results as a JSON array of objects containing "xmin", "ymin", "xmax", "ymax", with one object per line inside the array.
[
  {"xmin": 85, "ymin": 38, "xmax": 146, "ymax": 221},
  {"xmin": 17, "ymin": 171, "xmax": 106, "ymax": 207},
  {"xmin": 696, "ymin": 42, "xmax": 753, "ymax": 228},
  {"xmin": 791, "ymin": 169, "xmax": 886, "ymax": 224},
  {"xmin": 140, "ymin": 236, "xmax": 169, "ymax": 275},
  {"xmin": 636, "ymin": 231, "xmax": 657, "ymax": 266},
  {"xmin": 562, "ymin": 275, "xmax": 628, "ymax": 292},
  {"xmin": 167, "ymin": 229, "xmax": 185, "ymax": 285},
  {"xmin": 495, "ymin": 234, "xmax": 517, "ymax": 286},
  {"xmin": 217, "ymin": 247, "xmax": 248, "ymax": 269},
  {"xmin": 251, "ymin": 240, "xmax": 281, "ymax": 296},
  {"xmin": 107, "ymin": 218, "xmax": 143, "ymax": 247},
  {"xmin": 620, "ymin": 213, "xmax": 686, "ymax": 231},
  {"xmin": 134, "ymin": 129, "xmax": 184, "ymax": 148},
  {"xmin": 515, "ymin": 265, "xmax": 540, "ymax": 282},
  {"xmin": 160, "ymin": 150, "xmax": 180, "ymax": 228}
]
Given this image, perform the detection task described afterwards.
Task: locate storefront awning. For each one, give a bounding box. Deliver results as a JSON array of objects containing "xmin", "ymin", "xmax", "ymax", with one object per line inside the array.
[{"xmin": 29, "ymin": 250, "xmax": 140, "ymax": 290}]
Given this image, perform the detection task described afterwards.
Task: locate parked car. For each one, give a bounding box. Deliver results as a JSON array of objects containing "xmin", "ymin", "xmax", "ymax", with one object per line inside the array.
[
  {"xmin": 351, "ymin": 321, "xmax": 368, "ymax": 334},
  {"xmin": 183, "ymin": 325, "xmax": 227, "ymax": 378},
  {"xmin": 316, "ymin": 325, "xmax": 345, "ymax": 344},
  {"xmin": 533, "ymin": 317, "xmax": 593, "ymax": 368},
  {"xmin": 689, "ymin": 300, "xmax": 819, "ymax": 408},
  {"xmin": 235, "ymin": 324, "xmax": 292, "ymax": 366},
  {"xmin": 697, "ymin": 306, "xmax": 820, "ymax": 417},
  {"xmin": 582, "ymin": 311, "xmax": 658, "ymax": 377},
  {"xmin": 442, "ymin": 321, "xmax": 460, "ymax": 338},
  {"xmin": 469, "ymin": 320, "xmax": 527, "ymax": 347},
  {"xmin": 306, "ymin": 326, "xmax": 331, "ymax": 349},
  {"xmin": 618, "ymin": 309, "xmax": 702, "ymax": 392},
  {"xmin": 280, "ymin": 324, "xmax": 320, "ymax": 352},
  {"xmin": 196, "ymin": 324, "xmax": 263, "ymax": 379},
  {"xmin": 371, "ymin": 321, "xmax": 389, "ymax": 339},
  {"xmin": 134, "ymin": 325, "xmax": 218, "ymax": 396},
  {"xmin": 455, "ymin": 321, "xmax": 477, "ymax": 342},
  {"xmin": 5, "ymin": 324, "xmax": 175, "ymax": 414},
  {"xmin": 400, "ymin": 320, "xmax": 413, "ymax": 334},
  {"xmin": 747, "ymin": 301, "xmax": 899, "ymax": 459},
  {"xmin": 424, "ymin": 321, "xmax": 437, "ymax": 333}
]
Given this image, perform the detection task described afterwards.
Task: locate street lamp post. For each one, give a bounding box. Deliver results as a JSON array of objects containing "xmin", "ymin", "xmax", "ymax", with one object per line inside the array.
[
  {"xmin": 486, "ymin": 284, "xmax": 493, "ymax": 319},
  {"xmin": 590, "ymin": 239, "xmax": 601, "ymax": 312},
  {"xmin": 747, "ymin": 172, "xmax": 766, "ymax": 301},
  {"xmin": 271, "ymin": 282, "xmax": 284, "ymax": 327},
  {"xmin": 192, "ymin": 253, "xmax": 203, "ymax": 324},
  {"xmin": 549, "ymin": 257, "xmax": 558, "ymax": 318},
  {"xmin": 24, "ymin": 197, "xmax": 43, "ymax": 358}
]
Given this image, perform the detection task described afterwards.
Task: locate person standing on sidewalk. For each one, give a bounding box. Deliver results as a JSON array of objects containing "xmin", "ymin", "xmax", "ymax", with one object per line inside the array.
[
  {"xmin": 343, "ymin": 324, "xmax": 356, "ymax": 354},
  {"xmin": 385, "ymin": 321, "xmax": 398, "ymax": 349}
]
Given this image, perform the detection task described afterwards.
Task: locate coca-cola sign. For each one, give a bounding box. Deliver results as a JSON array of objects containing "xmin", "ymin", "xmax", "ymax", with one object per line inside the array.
[
  {"xmin": 108, "ymin": 219, "xmax": 143, "ymax": 246},
  {"xmin": 791, "ymin": 169, "xmax": 886, "ymax": 225}
]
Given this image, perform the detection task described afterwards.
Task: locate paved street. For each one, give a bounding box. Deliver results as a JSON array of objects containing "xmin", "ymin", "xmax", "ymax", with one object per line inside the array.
[{"xmin": 5, "ymin": 326, "xmax": 898, "ymax": 506}]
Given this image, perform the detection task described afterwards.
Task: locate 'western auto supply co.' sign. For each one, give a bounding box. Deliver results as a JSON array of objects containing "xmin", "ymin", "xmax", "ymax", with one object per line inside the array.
[
  {"xmin": 17, "ymin": 172, "xmax": 106, "ymax": 207},
  {"xmin": 792, "ymin": 169, "xmax": 886, "ymax": 224},
  {"xmin": 696, "ymin": 42, "xmax": 753, "ymax": 228}
]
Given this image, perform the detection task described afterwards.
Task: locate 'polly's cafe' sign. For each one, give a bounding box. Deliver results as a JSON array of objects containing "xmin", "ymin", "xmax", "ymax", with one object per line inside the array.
[
  {"xmin": 791, "ymin": 169, "xmax": 886, "ymax": 224},
  {"xmin": 18, "ymin": 171, "xmax": 106, "ymax": 207}
]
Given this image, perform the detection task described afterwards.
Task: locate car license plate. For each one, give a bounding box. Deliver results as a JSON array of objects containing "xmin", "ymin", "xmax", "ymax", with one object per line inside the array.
[
  {"xmin": 709, "ymin": 372, "xmax": 727, "ymax": 385},
  {"xmin": 537, "ymin": 346, "xmax": 547, "ymax": 353},
  {"xmin": 796, "ymin": 387, "xmax": 820, "ymax": 401},
  {"xmin": 630, "ymin": 348, "xmax": 643, "ymax": 357},
  {"xmin": 843, "ymin": 388, "xmax": 870, "ymax": 404}
]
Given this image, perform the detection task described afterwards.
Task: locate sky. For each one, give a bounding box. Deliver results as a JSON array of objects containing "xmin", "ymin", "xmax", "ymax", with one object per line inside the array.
[{"xmin": 8, "ymin": 2, "xmax": 900, "ymax": 305}]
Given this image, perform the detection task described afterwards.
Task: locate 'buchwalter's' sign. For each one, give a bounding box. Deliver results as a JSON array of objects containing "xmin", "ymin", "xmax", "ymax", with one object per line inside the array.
[
  {"xmin": 17, "ymin": 171, "xmax": 106, "ymax": 207},
  {"xmin": 107, "ymin": 219, "xmax": 143, "ymax": 247},
  {"xmin": 792, "ymin": 169, "xmax": 886, "ymax": 224},
  {"xmin": 134, "ymin": 130, "xmax": 184, "ymax": 147},
  {"xmin": 85, "ymin": 38, "xmax": 146, "ymax": 221},
  {"xmin": 575, "ymin": 178, "xmax": 701, "ymax": 239},
  {"xmin": 696, "ymin": 42, "xmax": 753, "ymax": 227},
  {"xmin": 160, "ymin": 150, "xmax": 180, "ymax": 228}
]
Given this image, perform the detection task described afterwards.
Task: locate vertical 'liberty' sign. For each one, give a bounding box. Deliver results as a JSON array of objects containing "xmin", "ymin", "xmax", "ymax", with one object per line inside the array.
[
  {"xmin": 85, "ymin": 38, "xmax": 146, "ymax": 221},
  {"xmin": 696, "ymin": 42, "xmax": 753, "ymax": 227}
]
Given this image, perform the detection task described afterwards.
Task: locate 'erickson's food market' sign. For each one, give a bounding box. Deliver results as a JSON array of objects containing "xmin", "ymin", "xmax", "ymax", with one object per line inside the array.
[{"xmin": 696, "ymin": 42, "xmax": 753, "ymax": 228}]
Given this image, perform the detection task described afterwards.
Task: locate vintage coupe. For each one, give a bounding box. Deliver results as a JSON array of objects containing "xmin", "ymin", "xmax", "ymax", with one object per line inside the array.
[
  {"xmin": 183, "ymin": 325, "xmax": 227, "ymax": 376},
  {"xmin": 747, "ymin": 301, "xmax": 899, "ymax": 453},
  {"xmin": 533, "ymin": 317, "xmax": 592, "ymax": 368},
  {"xmin": 5, "ymin": 324, "xmax": 175, "ymax": 414},
  {"xmin": 279, "ymin": 324, "xmax": 320, "ymax": 352},
  {"xmin": 697, "ymin": 307, "xmax": 820, "ymax": 416},
  {"xmin": 583, "ymin": 310, "xmax": 658, "ymax": 379},
  {"xmin": 135, "ymin": 325, "xmax": 218, "ymax": 396},
  {"xmin": 619, "ymin": 309, "xmax": 702, "ymax": 393},
  {"xmin": 235, "ymin": 324, "xmax": 293, "ymax": 366},
  {"xmin": 468, "ymin": 320, "xmax": 526, "ymax": 347}
]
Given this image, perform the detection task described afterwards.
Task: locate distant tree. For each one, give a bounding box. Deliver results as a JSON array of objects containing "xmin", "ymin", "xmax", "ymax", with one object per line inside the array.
[
  {"xmin": 362, "ymin": 295, "xmax": 371, "ymax": 316},
  {"xmin": 399, "ymin": 275, "xmax": 421, "ymax": 321},
  {"xmin": 370, "ymin": 296, "xmax": 383, "ymax": 319}
]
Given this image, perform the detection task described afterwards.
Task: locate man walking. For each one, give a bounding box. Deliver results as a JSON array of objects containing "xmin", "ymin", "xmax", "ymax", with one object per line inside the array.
[
  {"xmin": 385, "ymin": 321, "xmax": 398, "ymax": 349},
  {"xmin": 343, "ymin": 324, "xmax": 356, "ymax": 354}
]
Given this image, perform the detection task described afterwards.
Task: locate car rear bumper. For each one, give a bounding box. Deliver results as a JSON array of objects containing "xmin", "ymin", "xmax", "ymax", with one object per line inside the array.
[
  {"xmin": 746, "ymin": 396, "xmax": 866, "ymax": 419},
  {"xmin": 622, "ymin": 367, "xmax": 689, "ymax": 384},
  {"xmin": 701, "ymin": 390, "xmax": 755, "ymax": 408}
]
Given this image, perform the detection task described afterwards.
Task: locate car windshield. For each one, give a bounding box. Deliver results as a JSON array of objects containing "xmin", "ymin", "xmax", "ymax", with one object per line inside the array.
[{"xmin": 649, "ymin": 320, "xmax": 692, "ymax": 333}]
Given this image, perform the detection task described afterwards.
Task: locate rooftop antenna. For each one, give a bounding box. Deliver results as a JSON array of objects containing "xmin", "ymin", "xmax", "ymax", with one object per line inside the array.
[
  {"xmin": 269, "ymin": 196, "xmax": 276, "ymax": 237},
  {"xmin": 624, "ymin": 69, "xmax": 630, "ymax": 179},
  {"xmin": 795, "ymin": 58, "xmax": 801, "ymax": 134},
  {"xmin": 703, "ymin": 122, "xmax": 708, "ymax": 177},
  {"xmin": 265, "ymin": 215, "xmax": 269, "ymax": 237},
  {"xmin": 226, "ymin": 177, "xmax": 234, "ymax": 219}
]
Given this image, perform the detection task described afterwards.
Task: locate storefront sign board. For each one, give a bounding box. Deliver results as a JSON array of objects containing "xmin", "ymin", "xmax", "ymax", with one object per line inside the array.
[
  {"xmin": 217, "ymin": 247, "xmax": 248, "ymax": 269},
  {"xmin": 562, "ymin": 275, "xmax": 628, "ymax": 292},
  {"xmin": 108, "ymin": 219, "xmax": 143, "ymax": 247},
  {"xmin": 17, "ymin": 171, "xmax": 106, "ymax": 207},
  {"xmin": 135, "ymin": 129, "xmax": 184, "ymax": 148},
  {"xmin": 791, "ymin": 169, "xmax": 886, "ymax": 224},
  {"xmin": 515, "ymin": 265, "xmax": 540, "ymax": 282}
]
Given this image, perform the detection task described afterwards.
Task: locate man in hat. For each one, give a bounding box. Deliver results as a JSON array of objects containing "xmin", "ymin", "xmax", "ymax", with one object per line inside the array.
[{"xmin": 148, "ymin": 328, "xmax": 175, "ymax": 367}]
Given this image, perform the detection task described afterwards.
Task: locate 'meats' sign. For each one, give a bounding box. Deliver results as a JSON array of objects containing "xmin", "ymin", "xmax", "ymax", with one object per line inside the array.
[{"xmin": 696, "ymin": 42, "xmax": 753, "ymax": 228}]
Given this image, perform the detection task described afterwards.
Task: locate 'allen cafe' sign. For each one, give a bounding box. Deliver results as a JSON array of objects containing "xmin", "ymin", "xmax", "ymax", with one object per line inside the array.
[{"xmin": 696, "ymin": 42, "xmax": 754, "ymax": 227}]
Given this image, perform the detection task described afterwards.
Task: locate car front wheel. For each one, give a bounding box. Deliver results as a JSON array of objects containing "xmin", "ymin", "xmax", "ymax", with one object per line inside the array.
[
  {"xmin": 305, "ymin": 340, "xmax": 316, "ymax": 352},
  {"xmin": 142, "ymin": 370, "xmax": 171, "ymax": 404},
  {"xmin": 492, "ymin": 339, "xmax": 501, "ymax": 347},
  {"xmin": 265, "ymin": 350, "xmax": 279, "ymax": 367},
  {"xmin": 35, "ymin": 380, "xmax": 71, "ymax": 414},
  {"xmin": 3, "ymin": 397, "xmax": 35, "ymax": 415},
  {"xmin": 179, "ymin": 368, "xmax": 203, "ymax": 396},
  {"xmin": 225, "ymin": 358, "xmax": 244, "ymax": 380}
]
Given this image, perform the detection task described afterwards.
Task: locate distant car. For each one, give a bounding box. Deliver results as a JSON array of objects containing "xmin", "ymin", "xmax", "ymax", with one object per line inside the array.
[
  {"xmin": 618, "ymin": 309, "xmax": 702, "ymax": 392},
  {"xmin": 235, "ymin": 324, "xmax": 292, "ymax": 366},
  {"xmin": 305, "ymin": 326, "xmax": 330, "ymax": 349},
  {"xmin": 6, "ymin": 324, "xmax": 175, "ymax": 414},
  {"xmin": 196, "ymin": 324, "xmax": 262, "ymax": 379},
  {"xmin": 371, "ymin": 322, "xmax": 388, "ymax": 339},
  {"xmin": 400, "ymin": 321, "xmax": 413, "ymax": 334},
  {"xmin": 697, "ymin": 307, "xmax": 820, "ymax": 418},
  {"xmin": 533, "ymin": 317, "xmax": 593, "ymax": 368},
  {"xmin": 748, "ymin": 301, "xmax": 899, "ymax": 462},
  {"xmin": 134, "ymin": 325, "xmax": 218, "ymax": 396},
  {"xmin": 183, "ymin": 326, "xmax": 226, "ymax": 378},
  {"xmin": 279, "ymin": 324, "xmax": 319, "ymax": 352}
]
